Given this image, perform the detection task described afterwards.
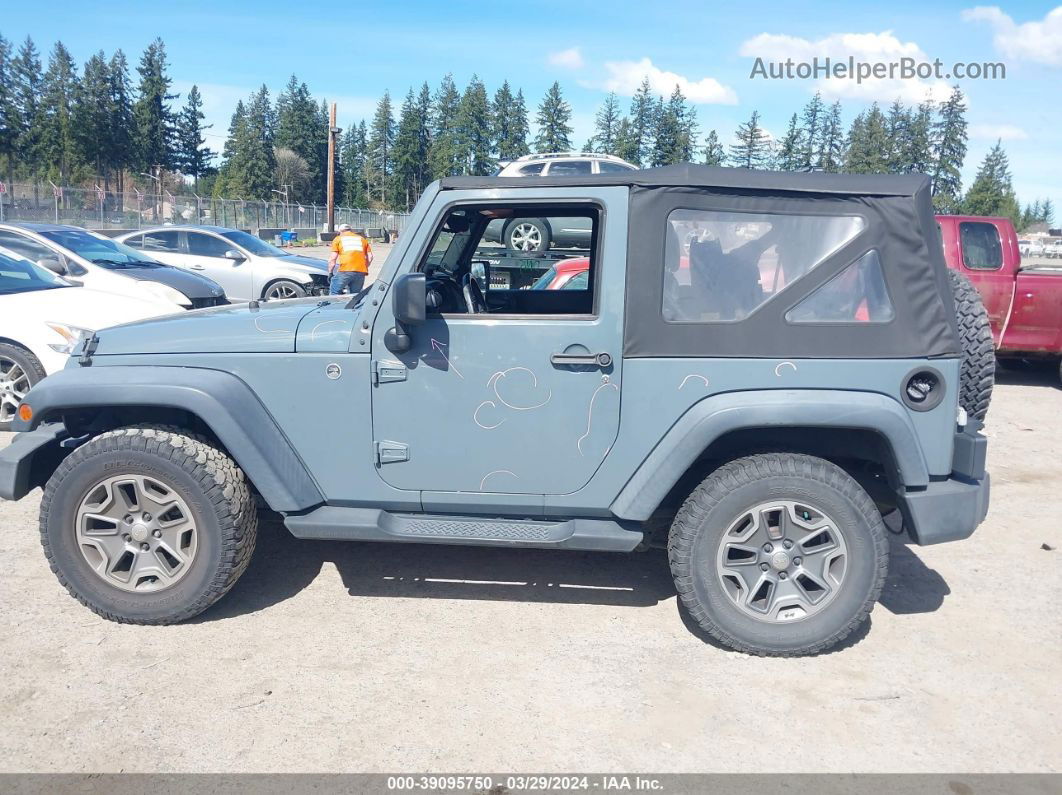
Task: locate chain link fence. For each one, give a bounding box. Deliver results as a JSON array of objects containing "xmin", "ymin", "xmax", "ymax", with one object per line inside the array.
[{"xmin": 0, "ymin": 183, "xmax": 411, "ymax": 239}]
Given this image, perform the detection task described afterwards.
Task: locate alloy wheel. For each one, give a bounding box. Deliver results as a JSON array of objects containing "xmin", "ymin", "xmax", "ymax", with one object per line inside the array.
[
  {"xmin": 715, "ymin": 500, "xmax": 849, "ymax": 623},
  {"xmin": 74, "ymin": 474, "xmax": 199, "ymax": 593},
  {"xmin": 264, "ymin": 282, "xmax": 302, "ymax": 300},
  {"xmin": 509, "ymin": 223, "xmax": 543, "ymax": 251},
  {"xmin": 0, "ymin": 356, "xmax": 31, "ymax": 425}
]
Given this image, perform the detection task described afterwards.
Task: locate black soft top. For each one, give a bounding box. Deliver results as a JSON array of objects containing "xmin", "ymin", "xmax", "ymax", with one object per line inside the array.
[
  {"xmin": 440, "ymin": 163, "xmax": 929, "ymax": 197},
  {"xmin": 445, "ymin": 164, "xmax": 959, "ymax": 360}
]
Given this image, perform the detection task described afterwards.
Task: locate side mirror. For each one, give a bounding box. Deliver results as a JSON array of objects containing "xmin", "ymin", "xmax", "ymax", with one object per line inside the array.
[
  {"xmin": 223, "ymin": 249, "xmax": 246, "ymax": 261},
  {"xmin": 384, "ymin": 272, "xmax": 426, "ymax": 354},
  {"xmin": 392, "ymin": 272, "xmax": 426, "ymax": 326},
  {"xmin": 471, "ymin": 261, "xmax": 490, "ymax": 292},
  {"xmin": 38, "ymin": 257, "xmax": 67, "ymax": 275}
]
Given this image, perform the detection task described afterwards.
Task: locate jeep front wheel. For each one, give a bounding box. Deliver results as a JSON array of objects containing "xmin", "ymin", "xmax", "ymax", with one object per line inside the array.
[
  {"xmin": 668, "ymin": 453, "xmax": 888, "ymax": 656},
  {"xmin": 40, "ymin": 426, "xmax": 257, "ymax": 624}
]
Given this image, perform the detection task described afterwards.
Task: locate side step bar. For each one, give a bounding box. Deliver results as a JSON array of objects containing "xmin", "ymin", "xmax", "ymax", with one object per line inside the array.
[{"xmin": 284, "ymin": 507, "xmax": 643, "ymax": 552}]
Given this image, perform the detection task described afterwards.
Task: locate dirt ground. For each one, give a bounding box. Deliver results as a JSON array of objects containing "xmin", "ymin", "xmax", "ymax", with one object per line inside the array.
[{"xmin": 0, "ymin": 366, "xmax": 1059, "ymax": 774}]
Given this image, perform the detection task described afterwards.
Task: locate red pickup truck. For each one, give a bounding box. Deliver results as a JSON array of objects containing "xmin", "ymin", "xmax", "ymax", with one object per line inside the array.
[{"xmin": 937, "ymin": 214, "xmax": 1062, "ymax": 382}]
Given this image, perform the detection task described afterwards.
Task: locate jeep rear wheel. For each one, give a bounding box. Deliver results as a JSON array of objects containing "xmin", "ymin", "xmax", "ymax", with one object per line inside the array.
[
  {"xmin": 948, "ymin": 269, "xmax": 994, "ymax": 421},
  {"xmin": 668, "ymin": 453, "xmax": 888, "ymax": 656},
  {"xmin": 40, "ymin": 426, "xmax": 257, "ymax": 624}
]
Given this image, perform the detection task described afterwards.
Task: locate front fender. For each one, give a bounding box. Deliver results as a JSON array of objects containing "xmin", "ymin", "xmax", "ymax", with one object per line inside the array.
[
  {"xmin": 610, "ymin": 389, "xmax": 931, "ymax": 521},
  {"xmin": 14, "ymin": 366, "xmax": 324, "ymax": 513}
]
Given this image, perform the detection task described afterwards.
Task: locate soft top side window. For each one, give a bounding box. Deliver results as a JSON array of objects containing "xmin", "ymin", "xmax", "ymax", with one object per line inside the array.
[{"xmin": 661, "ymin": 209, "xmax": 866, "ymax": 323}]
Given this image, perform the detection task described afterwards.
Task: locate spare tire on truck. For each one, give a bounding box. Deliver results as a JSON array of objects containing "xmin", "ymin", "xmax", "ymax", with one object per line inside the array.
[{"xmin": 948, "ymin": 269, "xmax": 994, "ymax": 421}]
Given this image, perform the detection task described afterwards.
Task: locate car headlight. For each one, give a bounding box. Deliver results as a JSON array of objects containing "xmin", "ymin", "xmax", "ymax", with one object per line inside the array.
[
  {"xmin": 45, "ymin": 323, "xmax": 93, "ymax": 354},
  {"xmin": 138, "ymin": 280, "xmax": 193, "ymax": 307}
]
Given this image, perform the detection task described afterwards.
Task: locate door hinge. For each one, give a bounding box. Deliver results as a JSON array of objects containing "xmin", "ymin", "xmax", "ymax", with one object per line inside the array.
[
  {"xmin": 372, "ymin": 359, "xmax": 407, "ymax": 385},
  {"xmin": 374, "ymin": 440, "xmax": 409, "ymax": 465}
]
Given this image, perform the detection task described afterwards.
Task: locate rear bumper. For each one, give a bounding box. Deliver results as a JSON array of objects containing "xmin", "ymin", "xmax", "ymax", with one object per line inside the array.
[
  {"xmin": 899, "ymin": 423, "xmax": 990, "ymax": 546},
  {"xmin": 900, "ymin": 473, "xmax": 990, "ymax": 545},
  {"xmin": 0, "ymin": 424, "xmax": 67, "ymax": 502}
]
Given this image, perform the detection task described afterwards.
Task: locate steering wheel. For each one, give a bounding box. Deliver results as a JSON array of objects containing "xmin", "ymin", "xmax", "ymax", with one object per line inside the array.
[{"xmin": 462, "ymin": 273, "xmax": 487, "ymax": 314}]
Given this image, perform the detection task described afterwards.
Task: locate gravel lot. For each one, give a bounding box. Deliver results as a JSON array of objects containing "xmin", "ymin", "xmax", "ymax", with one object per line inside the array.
[{"xmin": 0, "ymin": 366, "xmax": 1059, "ymax": 773}]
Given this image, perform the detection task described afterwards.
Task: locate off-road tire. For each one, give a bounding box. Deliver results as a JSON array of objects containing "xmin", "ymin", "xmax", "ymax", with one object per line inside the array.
[
  {"xmin": 668, "ymin": 453, "xmax": 888, "ymax": 657},
  {"xmin": 40, "ymin": 425, "xmax": 257, "ymax": 624},
  {"xmin": 948, "ymin": 269, "xmax": 994, "ymax": 421},
  {"xmin": 0, "ymin": 343, "xmax": 46, "ymax": 432}
]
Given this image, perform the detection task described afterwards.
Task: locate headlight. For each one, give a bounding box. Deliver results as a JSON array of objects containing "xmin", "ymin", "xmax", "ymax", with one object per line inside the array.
[
  {"xmin": 138, "ymin": 280, "xmax": 193, "ymax": 307},
  {"xmin": 45, "ymin": 323, "xmax": 93, "ymax": 354}
]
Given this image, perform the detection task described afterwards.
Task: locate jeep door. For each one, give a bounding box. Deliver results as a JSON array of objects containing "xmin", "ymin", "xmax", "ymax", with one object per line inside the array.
[{"xmin": 369, "ymin": 187, "xmax": 628, "ymax": 512}]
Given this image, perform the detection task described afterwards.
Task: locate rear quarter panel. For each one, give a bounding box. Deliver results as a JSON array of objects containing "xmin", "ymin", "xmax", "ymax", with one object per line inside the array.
[{"xmin": 1001, "ymin": 270, "xmax": 1062, "ymax": 353}]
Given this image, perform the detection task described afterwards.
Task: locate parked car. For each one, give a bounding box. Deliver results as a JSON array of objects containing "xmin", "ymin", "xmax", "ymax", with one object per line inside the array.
[
  {"xmin": 0, "ymin": 247, "xmax": 177, "ymax": 430},
  {"xmin": 1045, "ymin": 239, "xmax": 1062, "ymax": 259},
  {"xmin": 0, "ymin": 223, "xmax": 227, "ymax": 310},
  {"xmin": 2, "ymin": 165, "xmax": 991, "ymax": 658},
  {"xmin": 116, "ymin": 225, "xmax": 330, "ymax": 301},
  {"xmin": 530, "ymin": 256, "xmax": 590, "ymax": 290},
  {"xmin": 938, "ymin": 214, "xmax": 1062, "ymax": 384},
  {"xmin": 484, "ymin": 152, "xmax": 638, "ymax": 251},
  {"xmin": 1018, "ymin": 238, "xmax": 1045, "ymax": 258}
]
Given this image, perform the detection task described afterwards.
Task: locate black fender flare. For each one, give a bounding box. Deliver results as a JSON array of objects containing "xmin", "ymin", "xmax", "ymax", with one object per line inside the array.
[
  {"xmin": 609, "ymin": 389, "xmax": 931, "ymax": 521},
  {"xmin": 15, "ymin": 366, "xmax": 324, "ymax": 512}
]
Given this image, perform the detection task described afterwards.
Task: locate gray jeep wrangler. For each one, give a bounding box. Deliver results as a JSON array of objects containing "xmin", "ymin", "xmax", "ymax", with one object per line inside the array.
[{"xmin": 0, "ymin": 165, "xmax": 991, "ymax": 656}]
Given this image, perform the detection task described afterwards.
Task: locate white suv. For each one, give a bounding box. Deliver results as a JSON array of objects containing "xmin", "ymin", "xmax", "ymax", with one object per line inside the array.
[{"xmin": 495, "ymin": 152, "xmax": 637, "ymax": 178}]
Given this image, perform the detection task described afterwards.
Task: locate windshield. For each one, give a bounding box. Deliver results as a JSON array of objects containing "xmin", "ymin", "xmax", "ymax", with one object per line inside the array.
[
  {"xmin": 531, "ymin": 266, "xmax": 557, "ymax": 290},
  {"xmin": 40, "ymin": 230, "xmax": 166, "ymax": 269},
  {"xmin": 0, "ymin": 250, "xmax": 71, "ymax": 294},
  {"xmin": 219, "ymin": 229, "xmax": 288, "ymax": 257}
]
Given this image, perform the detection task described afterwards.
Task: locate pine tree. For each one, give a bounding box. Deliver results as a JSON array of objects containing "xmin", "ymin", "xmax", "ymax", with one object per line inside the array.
[
  {"xmin": 241, "ymin": 85, "xmax": 277, "ymax": 198},
  {"xmin": 729, "ymin": 110, "xmax": 771, "ymax": 169},
  {"xmin": 274, "ymin": 75, "xmax": 324, "ymax": 202},
  {"xmin": 367, "ymin": 91, "xmax": 394, "ymax": 204},
  {"xmin": 591, "ymin": 92, "xmax": 621, "ymax": 154},
  {"xmin": 649, "ymin": 85, "xmax": 696, "ymax": 166},
  {"xmin": 492, "ymin": 81, "xmax": 529, "ymax": 161},
  {"xmin": 429, "ymin": 74, "xmax": 461, "ymax": 179},
  {"xmin": 702, "ymin": 129, "xmax": 725, "ymax": 166},
  {"xmin": 899, "ymin": 98, "xmax": 932, "ymax": 176},
  {"xmin": 456, "ymin": 75, "xmax": 493, "ymax": 176},
  {"xmin": 884, "ymin": 100, "xmax": 910, "ymax": 173},
  {"xmin": 1043, "ymin": 198, "xmax": 1056, "ymax": 226},
  {"xmin": 534, "ymin": 81, "xmax": 573, "ymax": 153},
  {"xmin": 843, "ymin": 112, "xmax": 866, "ymax": 173},
  {"xmin": 773, "ymin": 113, "xmax": 803, "ymax": 170},
  {"xmin": 12, "ymin": 37, "xmax": 43, "ymax": 183},
  {"xmin": 340, "ymin": 120, "xmax": 369, "ymax": 207},
  {"xmin": 962, "ymin": 140, "xmax": 1020, "ymax": 225},
  {"xmin": 817, "ymin": 101, "xmax": 845, "ymax": 172},
  {"xmin": 38, "ymin": 41, "xmax": 80, "ymax": 181},
  {"xmin": 72, "ymin": 51, "xmax": 111, "ymax": 180},
  {"xmin": 931, "ymin": 86, "xmax": 968, "ymax": 212},
  {"xmin": 614, "ymin": 117, "xmax": 639, "ymax": 165},
  {"xmin": 133, "ymin": 37, "xmax": 177, "ymax": 172},
  {"xmin": 799, "ymin": 92, "xmax": 826, "ymax": 169},
  {"xmin": 106, "ymin": 51, "xmax": 135, "ymax": 195},
  {"xmin": 628, "ymin": 77, "xmax": 655, "ymax": 166},
  {"xmin": 391, "ymin": 86, "xmax": 432, "ymax": 209},
  {"xmin": 0, "ymin": 35, "xmax": 18, "ymax": 187},
  {"xmin": 176, "ymin": 85, "xmax": 214, "ymax": 191}
]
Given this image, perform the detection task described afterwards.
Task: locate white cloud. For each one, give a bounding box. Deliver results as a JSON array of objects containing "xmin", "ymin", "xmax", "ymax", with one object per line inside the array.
[
  {"xmin": 969, "ymin": 123, "xmax": 1028, "ymax": 140},
  {"xmin": 599, "ymin": 57, "xmax": 737, "ymax": 104},
  {"xmin": 547, "ymin": 47, "xmax": 584, "ymax": 70},
  {"xmin": 963, "ymin": 5, "xmax": 1062, "ymax": 67},
  {"xmin": 738, "ymin": 31, "xmax": 953, "ymax": 105}
]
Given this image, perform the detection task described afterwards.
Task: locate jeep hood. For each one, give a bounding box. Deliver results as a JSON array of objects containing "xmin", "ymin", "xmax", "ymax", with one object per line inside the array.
[{"xmin": 91, "ymin": 296, "xmax": 363, "ymax": 355}]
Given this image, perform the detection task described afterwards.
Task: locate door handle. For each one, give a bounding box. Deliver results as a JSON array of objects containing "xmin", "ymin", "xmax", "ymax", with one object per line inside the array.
[
  {"xmin": 551, "ymin": 351, "xmax": 613, "ymax": 368},
  {"xmin": 189, "ymin": 264, "xmax": 205, "ymax": 270}
]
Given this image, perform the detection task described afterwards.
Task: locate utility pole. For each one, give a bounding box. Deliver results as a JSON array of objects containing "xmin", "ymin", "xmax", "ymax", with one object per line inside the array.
[{"xmin": 326, "ymin": 102, "xmax": 339, "ymax": 235}]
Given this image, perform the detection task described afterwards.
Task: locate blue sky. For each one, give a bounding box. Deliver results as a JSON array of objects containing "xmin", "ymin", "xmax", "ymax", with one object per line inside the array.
[{"xmin": 5, "ymin": 0, "xmax": 1061, "ymax": 215}]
